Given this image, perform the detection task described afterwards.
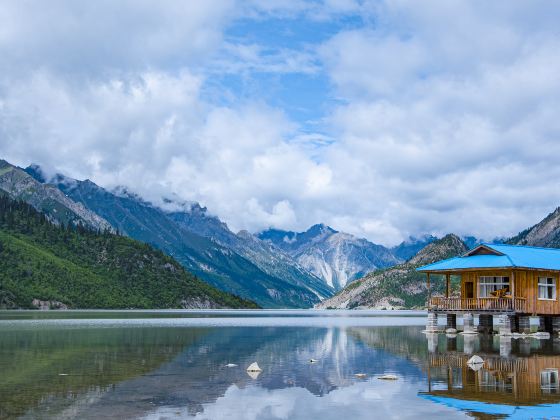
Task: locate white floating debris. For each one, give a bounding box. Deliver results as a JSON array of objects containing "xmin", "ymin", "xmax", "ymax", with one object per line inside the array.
[
  {"xmin": 225, "ymin": 363, "xmax": 238, "ymax": 367},
  {"xmin": 354, "ymin": 373, "xmax": 367, "ymax": 378},
  {"xmin": 58, "ymin": 373, "xmax": 68, "ymax": 376},
  {"xmin": 309, "ymin": 359, "xmax": 318, "ymax": 363},
  {"xmin": 377, "ymin": 374, "xmax": 398, "ymax": 380},
  {"xmin": 247, "ymin": 362, "xmax": 262, "ymax": 372}
]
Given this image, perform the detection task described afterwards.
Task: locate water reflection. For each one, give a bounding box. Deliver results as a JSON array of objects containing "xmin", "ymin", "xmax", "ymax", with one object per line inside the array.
[
  {"xmin": 0, "ymin": 314, "xmax": 457, "ymax": 419},
  {"xmin": 2, "ymin": 312, "xmax": 560, "ymax": 419},
  {"xmin": 421, "ymin": 333, "xmax": 560, "ymax": 418}
]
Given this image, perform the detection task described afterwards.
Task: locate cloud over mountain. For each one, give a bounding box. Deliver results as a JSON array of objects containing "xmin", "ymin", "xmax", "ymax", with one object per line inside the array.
[{"xmin": 1, "ymin": 1, "xmax": 559, "ymax": 246}]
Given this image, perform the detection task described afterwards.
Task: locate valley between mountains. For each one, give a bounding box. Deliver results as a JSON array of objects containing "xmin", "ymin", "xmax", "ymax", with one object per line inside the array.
[{"xmin": 2, "ymin": 157, "xmax": 560, "ymax": 310}]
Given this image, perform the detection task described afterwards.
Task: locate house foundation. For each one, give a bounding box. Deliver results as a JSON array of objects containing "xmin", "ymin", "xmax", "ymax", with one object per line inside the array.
[
  {"xmin": 462, "ymin": 313, "xmax": 476, "ymax": 334},
  {"xmin": 478, "ymin": 314, "xmax": 493, "ymax": 334},
  {"xmin": 553, "ymin": 316, "xmax": 560, "ymax": 335},
  {"xmin": 498, "ymin": 314, "xmax": 513, "ymax": 336},
  {"xmin": 425, "ymin": 312, "xmax": 439, "ymax": 333},
  {"xmin": 446, "ymin": 314, "xmax": 457, "ymax": 331},
  {"xmin": 516, "ymin": 315, "xmax": 531, "ymax": 334}
]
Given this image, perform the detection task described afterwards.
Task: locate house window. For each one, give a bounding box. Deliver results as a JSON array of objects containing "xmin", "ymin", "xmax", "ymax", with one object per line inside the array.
[
  {"xmin": 479, "ymin": 276, "xmax": 509, "ymax": 298},
  {"xmin": 538, "ymin": 277, "xmax": 556, "ymax": 300},
  {"xmin": 541, "ymin": 369, "xmax": 559, "ymax": 394}
]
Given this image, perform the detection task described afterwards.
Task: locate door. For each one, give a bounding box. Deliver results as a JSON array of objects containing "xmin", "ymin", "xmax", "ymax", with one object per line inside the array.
[{"xmin": 465, "ymin": 282, "xmax": 474, "ymax": 299}]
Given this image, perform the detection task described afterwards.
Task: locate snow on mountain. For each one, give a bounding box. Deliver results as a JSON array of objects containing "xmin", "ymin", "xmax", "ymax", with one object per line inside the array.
[{"xmin": 258, "ymin": 224, "xmax": 401, "ymax": 290}]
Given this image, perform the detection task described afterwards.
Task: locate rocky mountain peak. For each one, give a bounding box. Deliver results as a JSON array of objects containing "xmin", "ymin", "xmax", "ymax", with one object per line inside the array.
[
  {"xmin": 508, "ymin": 207, "xmax": 560, "ymax": 247},
  {"xmin": 408, "ymin": 234, "xmax": 467, "ymax": 266}
]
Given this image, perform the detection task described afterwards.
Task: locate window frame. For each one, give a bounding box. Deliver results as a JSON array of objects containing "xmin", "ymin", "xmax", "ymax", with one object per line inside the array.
[
  {"xmin": 478, "ymin": 276, "xmax": 510, "ymax": 298},
  {"xmin": 541, "ymin": 369, "xmax": 559, "ymax": 394},
  {"xmin": 538, "ymin": 277, "xmax": 557, "ymax": 301}
]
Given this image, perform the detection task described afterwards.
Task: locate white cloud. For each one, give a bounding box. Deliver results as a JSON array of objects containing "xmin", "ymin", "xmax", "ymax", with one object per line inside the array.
[{"xmin": 1, "ymin": 0, "xmax": 560, "ymax": 246}]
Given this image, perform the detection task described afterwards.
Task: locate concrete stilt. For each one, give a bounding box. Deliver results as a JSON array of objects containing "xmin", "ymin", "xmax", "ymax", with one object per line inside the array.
[
  {"xmin": 552, "ymin": 316, "xmax": 560, "ymax": 335},
  {"xmin": 462, "ymin": 313, "xmax": 476, "ymax": 334},
  {"xmin": 519, "ymin": 338, "xmax": 531, "ymax": 355},
  {"xmin": 538, "ymin": 316, "xmax": 547, "ymax": 332},
  {"xmin": 478, "ymin": 314, "xmax": 493, "ymax": 334},
  {"xmin": 446, "ymin": 314, "xmax": 457, "ymax": 333},
  {"xmin": 516, "ymin": 315, "xmax": 531, "ymax": 334},
  {"xmin": 544, "ymin": 316, "xmax": 554, "ymax": 333},
  {"xmin": 499, "ymin": 336, "xmax": 512, "ymax": 358},
  {"xmin": 427, "ymin": 333, "xmax": 439, "ymax": 353},
  {"xmin": 553, "ymin": 338, "xmax": 560, "ymax": 353},
  {"xmin": 463, "ymin": 334, "xmax": 476, "ymax": 355},
  {"xmin": 446, "ymin": 336, "xmax": 457, "ymax": 352},
  {"xmin": 498, "ymin": 314, "xmax": 513, "ymax": 336},
  {"xmin": 425, "ymin": 312, "xmax": 439, "ymax": 333}
]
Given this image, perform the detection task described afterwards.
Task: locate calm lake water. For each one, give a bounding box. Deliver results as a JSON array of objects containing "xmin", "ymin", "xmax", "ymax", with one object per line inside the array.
[{"xmin": 1, "ymin": 310, "xmax": 559, "ymax": 419}]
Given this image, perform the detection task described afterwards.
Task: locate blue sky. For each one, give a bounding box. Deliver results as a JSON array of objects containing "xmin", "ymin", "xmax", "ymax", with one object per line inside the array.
[{"xmin": 1, "ymin": 1, "xmax": 560, "ymax": 245}]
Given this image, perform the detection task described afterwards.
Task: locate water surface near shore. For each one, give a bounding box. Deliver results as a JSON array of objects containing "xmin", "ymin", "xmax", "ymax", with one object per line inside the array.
[{"xmin": 0, "ymin": 310, "xmax": 558, "ymax": 419}]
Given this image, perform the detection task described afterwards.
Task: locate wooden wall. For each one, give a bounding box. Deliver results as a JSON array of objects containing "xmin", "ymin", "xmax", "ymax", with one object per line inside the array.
[
  {"xmin": 429, "ymin": 354, "xmax": 560, "ymax": 405},
  {"xmin": 459, "ymin": 269, "xmax": 560, "ymax": 315}
]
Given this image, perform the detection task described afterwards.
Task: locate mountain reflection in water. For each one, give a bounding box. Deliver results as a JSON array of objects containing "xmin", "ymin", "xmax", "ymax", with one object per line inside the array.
[{"xmin": 0, "ymin": 311, "xmax": 559, "ymax": 419}]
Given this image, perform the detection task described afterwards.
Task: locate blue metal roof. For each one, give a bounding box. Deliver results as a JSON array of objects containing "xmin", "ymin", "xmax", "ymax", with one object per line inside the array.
[
  {"xmin": 417, "ymin": 243, "xmax": 560, "ymax": 272},
  {"xmin": 419, "ymin": 394, "xmax": 560, "ymax": 419}
]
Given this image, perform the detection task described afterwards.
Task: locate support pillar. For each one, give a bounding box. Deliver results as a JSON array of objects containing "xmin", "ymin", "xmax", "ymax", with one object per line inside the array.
[
  {"xmin": 446, "ymin": 314, "xmax": 457, "ymax": 333},
  {"xmin": 519, "ymin": 338, "xmax": 531, "ymax": 355},
  {"xmin": 552, "ymin": 316, "xmax": 560, "ymax": 335},
  {"xmin": 516, "ymin": 315, "xmax": 531, "ymax": 334},
  {"xmin": 462, "ymin": 313, "xmax": 476, "ymax": 334},
  {"xmin": 478, "ymin": 314, "xmax": 493, "ymax": 334},
  {"xmin": 499, "ymin": 336, "xmax": 512, "ymax": 358},
  {"xmin": 427, "ymin": 333, "xmax": 439, "ymax": 353},
  {"xmin": 446, "ymin": 336, "xmax": 457, "ymax": 352},
  {"xmin": 538, "ymin": 316, "xmax": 547, "ymax": 332},
  {"xmin": 498, "ymin": 314, "xmax": 513, "ymax": 336},
  {"xmin": 463, "ymin": 334, "xmax": 476, "ymax": 355},
  {"xmin": 425, "ymin": 312, "xmax": 439, "ymax": 333},
  {"xmin": 544, "ymin": 316, "xmax": 554, "ymax": 333}
]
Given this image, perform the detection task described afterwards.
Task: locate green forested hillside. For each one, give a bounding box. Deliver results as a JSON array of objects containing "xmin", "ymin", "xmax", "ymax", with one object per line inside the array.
[{"xmin": 0, "ymin": 195, "xmax": 258, "ymax": 309}]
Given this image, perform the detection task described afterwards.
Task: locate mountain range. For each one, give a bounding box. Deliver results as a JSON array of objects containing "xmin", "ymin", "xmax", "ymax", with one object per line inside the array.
[
  {"xmin": 23, "ymin": 163, "xmax": 332, "ymax": 308},
  {"xmin": 5, "ymin": 156, "xmax": 560, "ymax": 310},
  {"xmin": 318, "ymin": 206, "xmax": 560, "ymax": 310},
  {"xmin": 0, "ymin": 192, "xmax": 257, "ymax": 310},
  {"xmin": 316, "ymin": 234, "xmax": 469, "ymax": 309},
  {"xmin": 258, "ymin": 225, "xmax": 403, "ymax": 290}
]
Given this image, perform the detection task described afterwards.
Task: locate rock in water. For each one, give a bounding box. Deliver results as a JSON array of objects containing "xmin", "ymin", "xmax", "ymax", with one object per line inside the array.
[
  {"xmin": 378, "ymin": 374, "xmax": 398, "ymax": 380},
  {"xmin": 354, "ymin": 373, "xmax": 367, "ymax": 378},
  {"xmin": 309, "ymin": 359, "xmax": 318, "ymax": 363},
  {"xmin": 247, "ymin": 370, "xmax": 261, "ymax": 380},
  {"xmin": 467, "ymin": 355, "xmax": 484, "ymax": 371},
  {"xmin": 247, "ymin": 362, "xmax": 262, "ymax": 372},
  {"xmin": 467, "ymin": 355, "xmax": 484, "ymax": 365},
  {"xmin": 225, "ymin": 363, "xmax": 238, "ymax": 367}
]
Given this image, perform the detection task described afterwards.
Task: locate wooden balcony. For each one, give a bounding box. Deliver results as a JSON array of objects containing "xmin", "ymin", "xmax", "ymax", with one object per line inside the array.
[{"xmin": 429, "ymin": 297, "xmax": 527, "ymax": 313}]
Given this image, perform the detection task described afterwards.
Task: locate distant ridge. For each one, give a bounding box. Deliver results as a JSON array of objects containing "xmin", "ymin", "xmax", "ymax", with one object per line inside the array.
[
  {"xmin": 25, "ymin": 163, "xmax": 331, "ymax": 308},
  {"xmin": 316, "ymin": 234, "xmax": 468, "ymax": 309},
  {"xmin": 259, "ymin": 224, "xmax": 401, "ymax": 290},
  {"xmin": 0, "ymin": 194, "xmax": 258, "ymax": 310},
  {"xmin": 508, "ymin": 207, "xmax": 560, "ymax": 248}
]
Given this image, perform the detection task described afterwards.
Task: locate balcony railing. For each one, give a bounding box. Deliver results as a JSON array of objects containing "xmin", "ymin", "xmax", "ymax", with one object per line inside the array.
[{"xmin": 429, "ymin": 297, "xmax": 527, "ymax": 313}]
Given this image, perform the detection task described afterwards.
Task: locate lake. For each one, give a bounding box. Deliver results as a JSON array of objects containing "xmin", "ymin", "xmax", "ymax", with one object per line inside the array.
[{"xmin": 1, "ymin": 310, "xmax": 559, "ymax": 419}]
